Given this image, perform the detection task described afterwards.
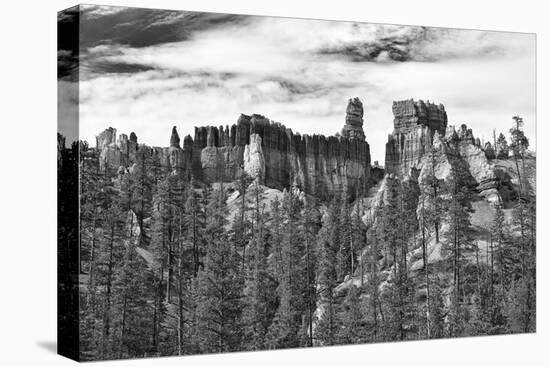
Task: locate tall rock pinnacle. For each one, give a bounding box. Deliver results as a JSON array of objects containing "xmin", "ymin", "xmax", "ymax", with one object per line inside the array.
[
  {"xmin": 170, "ymin": 126, "xmax": 180, "ymax": 148},
  {"xmin": 342, "ymin": 97, "xmax": 365, "ymax": 140}
]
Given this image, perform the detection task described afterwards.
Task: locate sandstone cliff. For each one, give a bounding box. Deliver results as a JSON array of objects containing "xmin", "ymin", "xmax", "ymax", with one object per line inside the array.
[
  {"xmin": 384, "ymin": 99, "xmax": 516, "ymax": 206},
  {"xmin": 96, "ymin": 98, "xmax": 373, "ymax": 198}
]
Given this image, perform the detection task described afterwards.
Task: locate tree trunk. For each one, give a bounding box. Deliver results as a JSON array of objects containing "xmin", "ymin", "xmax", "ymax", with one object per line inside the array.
[
  {"xmin": 421, "ymin": 197, "xmax": 431, "ymax": 338},
  {"xmin": 119, "ymin": 294, "xmax": 128, "ymax": 359}
]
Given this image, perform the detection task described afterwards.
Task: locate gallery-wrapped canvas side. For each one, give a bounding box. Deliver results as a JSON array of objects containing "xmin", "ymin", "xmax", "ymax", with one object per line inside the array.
[{"xmin": 57, "ymin": 5, "xmax": 80, "ymax": 362}]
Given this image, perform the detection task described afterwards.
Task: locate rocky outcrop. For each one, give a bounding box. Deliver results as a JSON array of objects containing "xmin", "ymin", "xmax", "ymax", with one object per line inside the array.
[
  {"xmin": 385, "ymin": 99, "xmax": 515, "ymax": 206},
  {"xmin": 391, "ymin": 99, "xmax": 447, "ymax": 135},
  {"xmin": 243, "ymin": 133, "xmax": 265, "ymax": 181},
  {"xmin": 192, "ymin": 108, "xmax": 372, "ymax": 197},
  {"xmin": 385, "ymin": 99, "xmax": 447, "ymax": 177},
  {"xmin": 341, "ymin": 97, "xmax": 365, "ymax": 140},
  {"xmin": 97, "ymin": 98, "xmax": 373, "ymax": 198},
  {"xmin": 96, "ymin": 127, "xmax": 140, "ymax": 171},
  {"xmin": 170, "ymin": 126, "xmax": 180, "ymax": 148},
  {"xmin": 96, "ymin": 127, "xmax": 117, "ymax": 151}
]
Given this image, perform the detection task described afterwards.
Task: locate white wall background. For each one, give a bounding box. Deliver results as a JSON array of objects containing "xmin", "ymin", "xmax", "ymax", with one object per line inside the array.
[{"xmin": 0, "ymin": 0, "xmax": 547, "ymax": 366}]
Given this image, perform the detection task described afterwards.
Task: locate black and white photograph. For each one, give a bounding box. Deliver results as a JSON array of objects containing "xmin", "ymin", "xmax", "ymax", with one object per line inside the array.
[
  {"xmin": 56, "ymin": 3, "xmax": 538, "ymax": 362},
  {"xmin": 3, "ymin": 1, "xmax": 548, "ymax": 366}
]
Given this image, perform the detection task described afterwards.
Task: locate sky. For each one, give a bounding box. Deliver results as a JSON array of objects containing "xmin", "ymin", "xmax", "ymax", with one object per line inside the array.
[{"xmin": 59, "ymin": 4, "xmax": 536, "ymax": 164}]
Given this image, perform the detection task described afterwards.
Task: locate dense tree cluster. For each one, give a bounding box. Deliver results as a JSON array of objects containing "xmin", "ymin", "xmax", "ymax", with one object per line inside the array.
[{"xmin": 76, "ymin": 118, "xmax": 535, "ymax": 360}]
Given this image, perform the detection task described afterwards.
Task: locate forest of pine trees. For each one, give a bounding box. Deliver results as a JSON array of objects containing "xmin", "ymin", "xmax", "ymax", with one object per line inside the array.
[{"xmin": 74, "ymin": 119, "xmax": 536, "ymax": 361}]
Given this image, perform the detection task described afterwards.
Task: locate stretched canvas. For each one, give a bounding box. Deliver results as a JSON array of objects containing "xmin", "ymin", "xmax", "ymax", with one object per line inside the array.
[{"xmin": 58, "ymin": 4, "xmax": 536, "ymax": 362}]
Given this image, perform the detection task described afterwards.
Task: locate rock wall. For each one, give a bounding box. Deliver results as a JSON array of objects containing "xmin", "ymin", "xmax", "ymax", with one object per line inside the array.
[
  {"xmin": 191, "ymin": 110, "xmax": 372, "ymax": 196},
  {"xmin": 96, "ymin": 98, "xmax": 373, "ymax": 197}
]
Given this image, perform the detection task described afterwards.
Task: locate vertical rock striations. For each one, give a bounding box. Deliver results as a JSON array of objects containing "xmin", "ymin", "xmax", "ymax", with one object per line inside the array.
[
  {"xmin": 191, "ymin": 103, "xmax": 372, "ymax": 196},
  {"xmin": 385, "ymin": 99, "xmax": 447, "ymax": 176},
  {"xmin": 96, "ymin": 98, "xmax": 373, "ymax": 198}
]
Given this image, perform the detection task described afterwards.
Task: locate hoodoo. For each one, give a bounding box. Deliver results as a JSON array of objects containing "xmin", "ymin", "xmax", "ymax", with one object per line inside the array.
[
  {"xmin": 97, "ymin": 98, "xmax": 373, "ymax": 198},
  {"xmin": 341, "ymin": 97, "xmax": 366, "ymax": 140},
  {"xmin": 385, "ymin": 99, "xmax": 447, "ymax": 176}
]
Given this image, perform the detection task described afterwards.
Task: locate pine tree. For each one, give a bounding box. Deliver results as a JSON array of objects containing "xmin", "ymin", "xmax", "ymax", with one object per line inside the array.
[
  {"xmin": 492, "ymin": 206, "xmax": 514, "ymax": 299},
  {"xmin": 196, "ymin": 186, "xmax": 244, "ymax": 353},
  {"xmin": 337, "ymin": 285, "xmax": 366, "ymax": 344},
  {"xmin": 443, "ymin": 164, "xmax": 476, "ymax": 337},
  {"xmin": 302, "ymin": 194, "xmax": 320, "ymax": 346},
  {"xmin": 242, "ymin": 182, "xmax": 276, "ymax": 350},
  {"xmin": 496, "ymin": 133, "xmax": 509, "ymax": 158},
  {"xmin": 365, "ymin": 221, "xmax": 383, "ymax": 342},
  {"xmin": 423, "ymin": 147, "xmax": 445, "ymax": 243},
  {"xmin": 95, "ymin": 195, "xmax": 126, "ymax": 359},
  {"xmin": 314, "ymin": 197, "xmax": 341, "ymax": 346},
  {"xmin": 428, "ymin": 275, "xmax": 447, "ymax": 339},
  {"xmin": 265, "ymin": 189, "xmax": 306, "ymax": 349},
  {"xmin": 268, "ymin": 196, "xmax": 284, "ymax": 282},
  {"xmin": 111, "ymin": 243, "xmax": 153, "ymax": 358},
  {"xmin": 337, "ymin": 188, "xmax": 355, "ymax": 280},
  {"xmin": 510, "ymin": 115, "xmax": 530, "ymax": 200},
  {"xmin": 418, "ymin": 182, "xmax": 432, "ymax": 338},
  {"xmin": 184, "ymin": 177, "xmax": 206, "ymax": 278}
]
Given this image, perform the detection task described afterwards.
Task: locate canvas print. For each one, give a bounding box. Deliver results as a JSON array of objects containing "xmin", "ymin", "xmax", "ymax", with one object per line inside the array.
[{"xmin": 57, "ymin": 4, "xmax": 536, "ymax": 362}]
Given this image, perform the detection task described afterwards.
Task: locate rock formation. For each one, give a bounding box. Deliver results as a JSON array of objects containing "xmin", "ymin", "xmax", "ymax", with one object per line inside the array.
[
  {"xmin": 96, "ymin": 127, "xmax": 141, "ymax": 171},
  {"xmin": 192, "ymin": 109, "xmax": 372, "ymax": 196},
  {"xmin": 385, "ymin": 99, "xmax": 447, "ymax": 176},
  {"xmin": 96, "ymin": 98, "xmax": 373, "ymax": 198},
  {"xmin": 170, "ymin": 126, "xmax": 180, "ymax": 148},
  {"xmin": 384, "ymin": 99, "xmax": 515, "ymax": 206},
  {"xmin": 341, "ymin": 97, "xmax": 366, "ymax": 140},
  {"xmin": 93, "ymin": 96, "xmax": 518, "ymax": 206}
]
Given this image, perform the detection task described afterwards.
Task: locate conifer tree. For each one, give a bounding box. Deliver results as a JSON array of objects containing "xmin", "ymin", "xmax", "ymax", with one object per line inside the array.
[
  {"xmin": 428, "ymin": 275, "xmax": 447, "ymax": 339},
  {"xmin": 337, "ymin": 285, "xmax": 365, "ymax": 344},
  {"xmin": 111, "ymin": 243, "xmax": 153, "ymax": 358},
  {"xmin": 265, "ymin": 189, "xmax": 306, "ymax": 349},
  {"xmin": 443, "ymin": 164, "xmax": 476, "ymax": 337},
  {"xmin": 242, "ymin": 182, "xmax": 276, "ymax": 350},
  {"xmin": 423, "ymin": 147, "xmax": 445, "ymax": 243},
  {"xmin": 302, "ymin": 194, "xmax": 320, "ymax": 346},
  {"xmin": 196, "ymin": 186, "xmax": 244, "ymax": 353},
  {"xmin": 337, "ymin": 188, "xmax": 355, "ymax": 280},
  {"xmin": 315, "ymin": 206, "xmax": 339, "ymax": 345},
  {"xmin": 365, "ymin": 222, "xmax": 383, "ymax": 342},
  {"xmin": 96, "ymin": 195, "xmax": 126, "ymax": 359}
]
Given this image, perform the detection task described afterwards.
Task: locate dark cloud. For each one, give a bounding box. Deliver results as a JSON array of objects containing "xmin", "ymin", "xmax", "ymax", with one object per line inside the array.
[
  {"xmin": 86, "ymin": 60, "xmax": 157, "ymax": 75},
  {"xmin": 317, "ymin": 26, "xmax": 432, "ymax": 62},
  {"xmin": 68, "ymin": 5, "xmax": 250, "ymax": 78},
  {"xmin": 79, "ymin": 5, "xmax": 249, "ymax": 49},
  {"xmin": 58, "ymin": 7, "xmax": 80, "ymax": 81},
  {"xmin": 316, "ymin": 26, "xmax": 505, "ymax": 63},
  {"xmin": 273, "ymin": 79, "xmax": 321, "ymax": 96}
]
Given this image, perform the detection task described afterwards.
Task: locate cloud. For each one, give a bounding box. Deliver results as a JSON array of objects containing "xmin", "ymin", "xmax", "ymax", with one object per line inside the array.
[
  {"xmin": 74, "ymin": 8, "xmax": 536, "ymax": 162},
  {"xmin": 78, "ymin": 5, "xmax": 249, "ymax": 49},
  {"xmin": 316, "ymin": 25, "xmax": 530, "ymax": 63}
]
